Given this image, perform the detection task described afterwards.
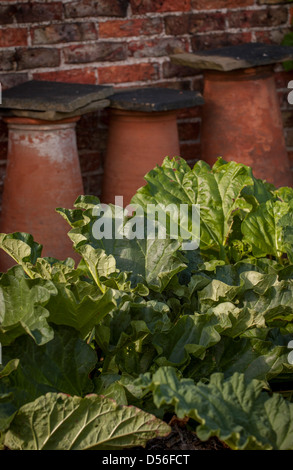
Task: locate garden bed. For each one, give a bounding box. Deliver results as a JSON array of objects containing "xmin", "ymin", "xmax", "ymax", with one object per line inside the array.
[{"xmin": 0, "ymin": 157, "xmax": 292, "ymax": 451}]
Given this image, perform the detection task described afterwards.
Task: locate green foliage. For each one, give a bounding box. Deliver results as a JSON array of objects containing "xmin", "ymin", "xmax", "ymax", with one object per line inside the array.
[{"xmin": 0, "ymin": 157, "xmax": 293, "ymax": 450}]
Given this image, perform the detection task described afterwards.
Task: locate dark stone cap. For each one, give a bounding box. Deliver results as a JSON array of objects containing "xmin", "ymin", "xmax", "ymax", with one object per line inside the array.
[
  {"xmin": 109, "ymin": 87, "xmax": 204, "ymax": 112},
  {"xmin": 170, "ymin": 43, "xmax": 293, "ymax": 72},
  {"xmin": 0, "ymin": 80, "xmax": 114, "ymax": 113}
]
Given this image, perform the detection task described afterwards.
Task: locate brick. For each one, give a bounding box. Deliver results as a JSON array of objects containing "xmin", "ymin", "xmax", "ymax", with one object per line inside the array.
[
  {"xmin": 65, "ymin": 1, "xmax": 95, "ymax": 18},
  {"xmin": 87, "ymin": 173, "xmax": 103, "ymax": 198},
  {"xmin": 0, "ymin": 72, "xmax": 29, "ymax": 90},
  {"xmin": 99, "ymin": 18, "xmax": 163, "ymax": 38},
  {"xmin": 0, "ymin": 3, "xmax": 63, "ymax": 25},
  {"xmin": 32, "ymin": 68, "xmax": 97, "ymax": 84},
  {"xmin": 77, "ymin": 115, "xmax": 107, "ymax": 151},
  {"xmin": 282, "ymin": 110, "xmax": 293, "ymax": 128},
  {"xmin": 98, "ymin": 63, "xmax": 159, "ymax": 84},
  {"xmin": 16, "ymin": 48, "xmax": 60, "ymax": 70},
  {"xmin": 31, "ymin": 23, "xmax": 98, "ymax": 45},
  {"xmin": 0, "ymin": 50, "xmax": 16, "ymax": 72},
  {"xmin": 130, "ymin": 0, "xmax": 191, "ymax": 14},
  {"xmin": 164, "ymin": 15, "xmax": 189, "ymax": 36},
  {"xmin": 63, "ymin": 43, "xmax": 127, "ymax": 64},
  {"xmin": 77, "ymin": 130, "xmax": 104, "ymax": 152},
  {"xmin": 65, "ymin": 0, "xmax": 128, "ymax": 18},
  {"xmin": 165, "ymin": 12, "xmax": 225, "ymax": 36},
  {"xmin": 176, "ymin": 106, "xmax": 202, "ymax": 119},
  {"xmin": 0, "ymin": 27, "xmax": 27, "ymax": 47},
  {"xmin": 80, "ymin": 110, "xmax": 105, "ymax": 128},
  {"xmin": 128, "ymin": 38, "xmax": 188, "ymax": 58},
  {"xmin": 79, "ymin": 151, "xmax": 102, "ymax": 174},
  {"xmin": 163, "ymin": 61, "xmax": 201, "ymax": 79},
  {"xmin": 0, "ymin": 142, "xmax": 8, "ymax": 161},
  {"xmin": 285, "ymin": 128, "xmax": 293, "ymax": 147},
  {"xmin": 192, "ymin": 0, "xmax": 254, "ymax": 8},
  {"xmin": 227, "ymin": 7, "xmax": 288, "ymax": 29},
  {"xmin": 178, "ymin": 121, "xmax": 200, "ymax": 141},
  {"xmin": 179, "ymin": 141, "xmax": 201, "ymax": 160},
  {"xmin": 0, "ymin": 118, "xmax": 8, "ymax": 143},
  {"xmin": 258, "ymin": 0, "xmax": 290, "ymax": 4},
  {"xmin": 254, "ymin": 29, "xmax": 289, "ymax": 45},
  {"xmin": 191, "ymin": 32, "xmax": 252, "ymax": 51}
]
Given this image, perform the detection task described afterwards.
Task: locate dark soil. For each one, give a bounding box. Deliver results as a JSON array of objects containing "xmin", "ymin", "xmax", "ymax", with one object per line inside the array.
[{"xmin": 135, "ymin": 416, "xmax": 230, "ymax": 451}]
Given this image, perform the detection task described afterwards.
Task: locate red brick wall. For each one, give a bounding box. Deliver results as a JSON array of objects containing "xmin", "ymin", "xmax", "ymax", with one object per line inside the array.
[{"xmin": 0, "ymin": 0, "xmax": 293, "ymax": 201}]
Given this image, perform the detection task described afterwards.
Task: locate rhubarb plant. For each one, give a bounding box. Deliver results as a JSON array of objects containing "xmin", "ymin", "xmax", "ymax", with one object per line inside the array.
[{"xmin": 0, "ymin": 157, "xmax": 293, "ymax": 450}]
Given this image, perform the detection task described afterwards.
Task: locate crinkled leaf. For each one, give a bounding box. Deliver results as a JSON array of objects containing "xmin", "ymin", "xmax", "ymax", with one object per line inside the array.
[
  {"xmin": 0, "ymin": 359, "xmax": 19, "ymax": 379},
  {"xmin": 0, "ymin": 326, "xmax": 97, "ymax": 405},
  {"xmin": 0, "ymin": 232, "xmax": 42, "ymax": 277},
  {"xmin": 75, "ymin": 244, "xmax": 117, "ymax": 294},
  {"xmin": 187, "ymin": 329, "xmax": 293, "ymax": 383},
  {"xmin": 136, "ymin": 368, "xmax": 293, "ymax": 450},
  {"xmin": 242, "ymin": 199, "xmax": 292, "ymax": 260},
  {"xmin": 0, "ymin": 392, "xmax": 17, "ymax": 432},
  {"xmin": 132, "ymin": 157, "xmax": 254, "ymax": 259},
  {"xmin": 4, "ymin": 392, "xmax": 170, "ymax": 450},
  {"xmin": 58, "ymin": 201, "xmax": 186, "ymax": 293},
  {"xmin": 153, "ymin": 314, "xmax": 221, "ymax": 367},
  {"xmin": 95, "ymin": 299, "xmax": 172, "ymax": 375},
  {"xmin": 47, "ymin": 281, "xmax": 116, "ymax": 338},
  {"xmin": 0, "ymin": 266, "xmax": 56, "ymax": 345}
]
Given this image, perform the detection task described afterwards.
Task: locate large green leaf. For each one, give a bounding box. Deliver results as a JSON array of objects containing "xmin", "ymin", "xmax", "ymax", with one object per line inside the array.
[
  {"xmin": 132, "ymin": 157, "xmax": 255, "ymax": 260},
  {"xmin": 58, "ymin": 197, "xmax": 187, "ymax": 293},
  {"xmin": 0, "ymin": 266, "xmax": 56, "ymax": 346},
  {"xmin": 0, "ymin": 326, "xmax": 97, "ymax": 409},
  {"xmin": 0, "ymin": 392, "xmax": 17, "ymax": 432},
  {"xmin": 186, "ymin": 329, "xmax": 293, "ymax": 384},
  {"xmin": 136, "ymin": 368, "xmax": 293, "ymax": 450},
  {"xmin": 46, "ymin": 281, "xmax": 116, "ymax": 338},
  {"xmin": 95, "ymin": 298, "xmax": 172, "ymax": 375},
  {"xmin": 153, "ymin": 314, "xmax": 221, "ymax": 367},
  {"xmin": 76, "ymin": 244, "xmax": 117, "ymax": 292},
  {"xmin": 0, "ymin": 232, "xmax": 43, "ymax": 278},
  {"xmin": 4, "ymin": 392, "xmax": 171, "ymax": 450},
  {"xmin": 242, "ymin": 199, "xmax": 293, "ymax": 260}
]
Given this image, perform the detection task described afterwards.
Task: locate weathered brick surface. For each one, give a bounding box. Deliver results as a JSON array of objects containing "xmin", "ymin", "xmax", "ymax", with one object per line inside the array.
[
  {"xmin": 178, "ymin": 121, "xmax": 201, "ymax": 141},
  {"xmin": 191, "ymin": 32, "xmax": 252, "ymax": 51},
  {"xmin": 31, "ymin": 23, "xmax": 98, "ymax": 45},
  {"xmin": 99, "ymin": 63, "xmax": 159, "ymax": 84},
  {"xmin": 162, "ymin": 61, "xmax": 201, "ymax": 79},
  {"xmin": 0, "ymin": 50, "xmax": 16, "ymax": 71},
  {"xmin": 65, "ymin": 0, "xmax": 128, "ymax": 18},
  {"xmin": 0, "ymin": 27, "xmax": 27, "ymax": 47},
  {"xmin": 63, "ymin": 43, "xmax": 127, "ymax": 64},
  {"xmin": 0, "ymin": 72, "xmax": 28, "ymax": 90},
  {"xmin": 99, "ymin": 18, "xmax": 163, "ymax": 38},
  {"xmin": 32, "ymin": 68, "xmax": 97, "ymax": 84},
  {"xmin": 128, "ymin": 38, "xmax": 188, "ymax": 58},
  {"xmin": 192, "ymin": 0, "xmax": 254, "ymax": 8},
  {"xmin": 15, "ymin": 47, "xmax": 60, "ymax": 70},
  {"xmin": 130, "ymin": 0, "xmax": 191, "ymax": 14},
  {"xmin": 0, "ymin": 3, "xmax": 63, "ymax": 25},
  {"xmin": 0, "ymin": 0, "xmax": 293, "ymax": 197},
  {"xmin": 165, "ymin": 13, "xmax": 226, "ymax": 36},
  {"xmin": 227, "ymin": 7, "xmax": 288, "ymax": 29}
]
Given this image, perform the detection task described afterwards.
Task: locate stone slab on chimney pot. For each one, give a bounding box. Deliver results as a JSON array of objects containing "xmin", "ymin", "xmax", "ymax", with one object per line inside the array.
[
  {"xmin": 170, "ymin": 43, "xmax": 293, "ymax": 71},
  {"xmin": 0, "ymin": 80, "xmax": 113, "ymax": 113}
]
